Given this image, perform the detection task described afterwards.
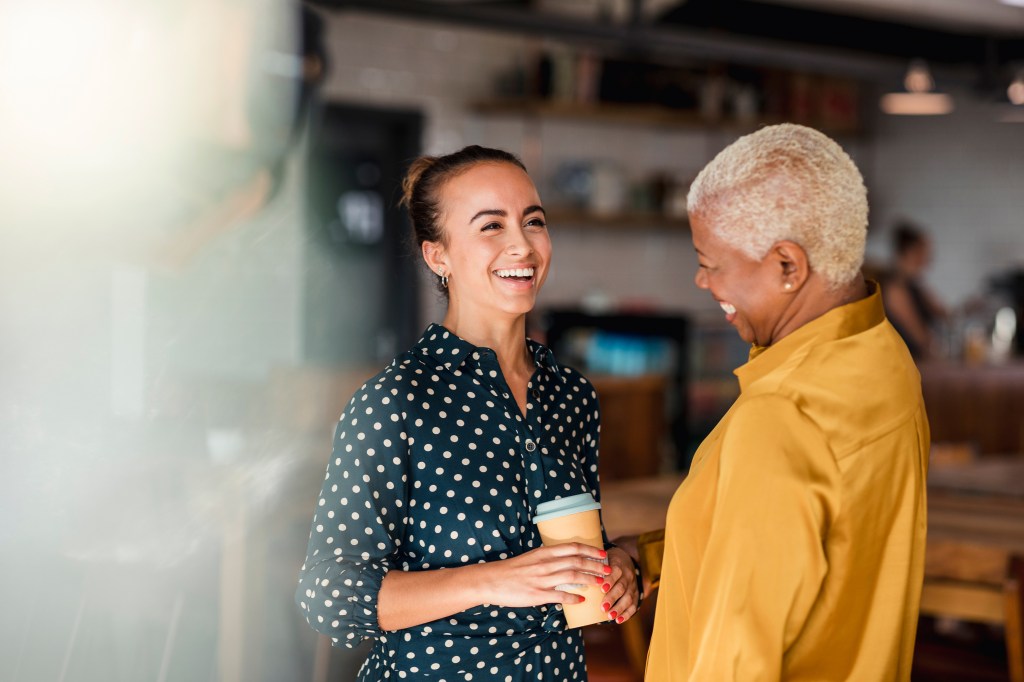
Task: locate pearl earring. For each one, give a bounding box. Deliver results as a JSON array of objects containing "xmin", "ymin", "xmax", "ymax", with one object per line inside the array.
[{"xmin": 784, "ymin": 282, "xmax": 793, "ymax": 291}]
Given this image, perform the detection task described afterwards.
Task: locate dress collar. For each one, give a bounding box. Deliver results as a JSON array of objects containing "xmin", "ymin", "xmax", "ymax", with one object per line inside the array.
[
  {"xmin": 735, "ymin": 280, "xmax": 886, "ymax": 392},
  {"xmin": 412, "ymin": 323, "xmax": 565, "ymax": 381}
]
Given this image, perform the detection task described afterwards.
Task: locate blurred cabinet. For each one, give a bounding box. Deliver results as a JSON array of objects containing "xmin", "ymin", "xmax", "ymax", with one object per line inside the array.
[
  {"xmin": 589, "ymin": 373, "xmax": 668, "ymax": 481},
  {"xmin": 920, "ymin": 361, "xmax": 1024, "ymax": 455}
]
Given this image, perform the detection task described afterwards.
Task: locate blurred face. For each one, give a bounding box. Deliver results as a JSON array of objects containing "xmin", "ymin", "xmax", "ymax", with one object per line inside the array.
[
  {"xmin": 902, "ymin": 239, "xmax": 932, "ymax": 276},
  {"xmin": 430, "ymin": 162, "xmax": 551, "ymax": 317},
  {"xmin": 691, "ymin": 212, "xmax": 787, "ymax": 346}
]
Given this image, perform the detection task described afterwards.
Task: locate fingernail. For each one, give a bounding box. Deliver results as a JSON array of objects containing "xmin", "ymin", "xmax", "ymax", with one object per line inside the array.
[
  {"xmin": 602, "ymin": 602, "xmax": 610, "ymax": 611},
  {"xmin": 603, "ymin": 566, "xmax": 612, "ymax": 574},
  {"xmin": 609, "ymin": 610, "xmax": 618, "ymax": 619},
  {"xmin": 578, "ymin": 595, "xmax": 586, "ymax": 603},
  {"xmin": 599, "ymin": 550, "xmax": 607, "ymax": 558},
  {"xmin": 594, "ymin": 576, "xmax": 605, "ymax": 584},
  {"xmin": 616, "ymin": 616, "xmax": 624, "ymax": 624},
  {"xmin": 601, "ymin": 583, "xmax": 610, "ymax": 593}
]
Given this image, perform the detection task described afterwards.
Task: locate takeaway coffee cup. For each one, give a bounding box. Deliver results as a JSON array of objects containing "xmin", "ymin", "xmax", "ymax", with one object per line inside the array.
[{"xmin": 533, "ymin": 492, "xmax": 609, "ymax": 628}]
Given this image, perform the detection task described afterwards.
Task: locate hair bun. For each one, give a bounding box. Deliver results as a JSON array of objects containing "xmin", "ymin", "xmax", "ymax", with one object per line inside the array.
[{"xmin": 401, "ymin": 156, "xmax": 438, "ymax": 209}]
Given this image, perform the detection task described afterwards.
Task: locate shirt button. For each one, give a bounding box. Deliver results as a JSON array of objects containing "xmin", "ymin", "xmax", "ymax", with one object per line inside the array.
[
  {"xmin": 531, "ymin": 389, "xmax": 540, "ymax": 399},
  {"xmin": 525, "ymin": 439, "xmax": 536, "ymax": 452}
]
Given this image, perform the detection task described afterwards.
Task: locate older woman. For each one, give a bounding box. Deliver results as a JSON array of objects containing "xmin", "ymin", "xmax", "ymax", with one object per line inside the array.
[{"xmin": 641, "ymin": 124, "xmax": 929, "ymax": 680}]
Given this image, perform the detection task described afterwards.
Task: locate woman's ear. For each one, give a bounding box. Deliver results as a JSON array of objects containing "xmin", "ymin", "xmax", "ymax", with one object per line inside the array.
[
  {"xmin": 422, "ymin": 241, "xmax": 448, "ymax": 277},
  {"xmin": 772, "ymin": 240, "xmax": 809, "ymax": 291}
]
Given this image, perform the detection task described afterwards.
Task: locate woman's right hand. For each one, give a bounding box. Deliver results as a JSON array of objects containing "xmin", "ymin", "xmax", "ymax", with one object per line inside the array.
[{"xmin": 475, "ymin": 543, "xmax": 610, "ymax": 608}]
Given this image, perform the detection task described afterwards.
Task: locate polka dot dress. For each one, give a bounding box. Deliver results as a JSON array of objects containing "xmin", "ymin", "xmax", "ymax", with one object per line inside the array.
[{"xmin": 296, "ymin": 324, "xmax": 606, "ymax": 681}]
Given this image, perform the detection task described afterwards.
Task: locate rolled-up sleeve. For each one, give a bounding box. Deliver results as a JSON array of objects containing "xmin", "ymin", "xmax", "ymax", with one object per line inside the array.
[{"xmin": 295, "ymin": 379, "xmax": 409, "ymax": 647}]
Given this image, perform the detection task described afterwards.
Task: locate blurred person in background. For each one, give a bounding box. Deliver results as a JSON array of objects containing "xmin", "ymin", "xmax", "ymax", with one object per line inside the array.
[
  {"xmin": 295, "ymin": 145, "xmax": 640, "ymax": 681},
  {"xmin": 883, "ymin": 221, "xmax": 949, "ymax": 360},
  {"xmin": 619, "ymin": 124, "xmax": 928, "ymax": 681}
]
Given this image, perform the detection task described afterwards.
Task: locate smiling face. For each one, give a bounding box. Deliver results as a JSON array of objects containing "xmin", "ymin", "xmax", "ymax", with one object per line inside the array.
[
  {"xmin": 423, "ymin": 161, "xmax": 551, "ymax": 320},
  {"xmin": 691, "ymin": 211, "xmax": 791, "ymax": 346}
]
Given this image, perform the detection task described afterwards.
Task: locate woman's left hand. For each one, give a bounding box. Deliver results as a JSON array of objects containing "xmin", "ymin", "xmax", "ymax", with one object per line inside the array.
[{"xmin": 600, "ymin": 547, "xmax": 640, "ymax": 624}]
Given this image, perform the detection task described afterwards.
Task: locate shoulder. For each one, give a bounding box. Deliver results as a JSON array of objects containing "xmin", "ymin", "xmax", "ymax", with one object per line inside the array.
[
  {"xmin": 339, "ymin": 353, "xmax": 421, "ymax": 417},
  {"xmin": 729, "ymin": 393, "xmax": 816, "ymax": 431},
  {"xmin": 553, "ymin": 362, "xmax": 601, "ymax": 406},
  {"xmin": 726, "ymin": 394, "xmax": 830, "ymax": 454},
  {"xmin": 721, "ymin": 394, "xmax": 837, "ymax": 475}
]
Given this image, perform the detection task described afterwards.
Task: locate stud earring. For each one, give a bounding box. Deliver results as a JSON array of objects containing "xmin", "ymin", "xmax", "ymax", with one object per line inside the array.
[{"xmin": 784, "ymin": 281, "xmax": 793, "ymax": 291}]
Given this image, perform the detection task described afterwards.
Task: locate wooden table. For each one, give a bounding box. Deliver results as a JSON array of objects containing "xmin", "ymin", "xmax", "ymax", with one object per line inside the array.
[
  {"xmin": 601, "ymin": 474, "xmax": 684, "ymax": 539},
  {"xmin": 601, "ymin": 458, "xmax": 1024, "ymax": 543},
  {"xmin": 925, "ymin": 457, "xmax": 1024, "ymax": 590}
]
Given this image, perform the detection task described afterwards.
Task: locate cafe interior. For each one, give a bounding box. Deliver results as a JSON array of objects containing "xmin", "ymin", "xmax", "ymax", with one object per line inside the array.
[{"xmin": 3, "ymin": 0, "xmax": 1024, "ymax": 680}]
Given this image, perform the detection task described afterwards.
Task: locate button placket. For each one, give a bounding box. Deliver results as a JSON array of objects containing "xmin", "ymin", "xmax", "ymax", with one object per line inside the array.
[{"xmin": 520, "ymin": 373, "xmax": 549, "ymax": 507}]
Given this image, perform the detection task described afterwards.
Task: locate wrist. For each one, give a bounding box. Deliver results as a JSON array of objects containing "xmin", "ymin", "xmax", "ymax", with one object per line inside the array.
[{"xmin": 466, "ymin": 559, "xmax": 497, "ymax": 606}]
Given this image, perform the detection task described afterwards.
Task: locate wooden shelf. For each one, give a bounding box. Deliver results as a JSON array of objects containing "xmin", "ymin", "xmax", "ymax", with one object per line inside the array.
[
  {"xmin": 471, "ymin": 98, "xmax": 765, "ymax": 131},
  {"xmin": 471, "ymin": 98, "xmax": 862, "ymax": 136},
  {"xmin": 546, "ymin": 207, "xmax": 689, "ymax": 231}
]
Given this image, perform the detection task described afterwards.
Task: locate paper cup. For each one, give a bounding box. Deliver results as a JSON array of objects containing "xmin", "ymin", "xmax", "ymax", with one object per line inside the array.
[{"xmin": 533, "ymin": 493, "xmax": 609, "ymax": 628}]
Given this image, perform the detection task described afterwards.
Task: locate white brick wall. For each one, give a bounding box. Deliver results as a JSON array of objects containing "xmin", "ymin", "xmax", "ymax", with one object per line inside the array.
[{"xmin": 320, "ymin": 9, "xmax": 1024, "ymax": 317}]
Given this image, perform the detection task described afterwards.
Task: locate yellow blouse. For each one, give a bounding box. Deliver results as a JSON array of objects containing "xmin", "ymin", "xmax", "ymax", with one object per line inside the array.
[{"xmin": 646, "ymin": 284, "xmax": 929, "ymax": 681}]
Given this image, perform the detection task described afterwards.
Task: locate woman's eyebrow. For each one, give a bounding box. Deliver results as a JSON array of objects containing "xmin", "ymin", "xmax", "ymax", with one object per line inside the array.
[
  {"xmin": 470, "ymin": 208, "xmax": 506, "ymax": 224},
  {"xmin": 470, "ymin": 206, "xmax": 546, "ymax": 224}
]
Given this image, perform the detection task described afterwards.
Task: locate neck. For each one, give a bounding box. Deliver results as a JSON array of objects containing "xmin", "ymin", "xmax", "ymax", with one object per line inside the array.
[
  {"xmin": 769, "ymin": 274, "xmax": 868, "ymax": 346},
  {"xmin": 441, "ymin": 305, "xmax": 532, "ymax": 372}
]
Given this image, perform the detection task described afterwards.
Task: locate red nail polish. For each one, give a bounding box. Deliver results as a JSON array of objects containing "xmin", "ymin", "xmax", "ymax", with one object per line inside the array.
[
  {"xmin": 609, "ymin": 611, "xmax": 618, "ymax": 619},
  {"xmin": 599, "ymin": 550, "xmax": 607, "ymax": 558},
  {"xmin": 617, "ymin": 616, "xmax": 624, "ymax": 624},
  {"xmin": 594, "ymin": 576, "xmax": 605, "ymax": 584},
  {"xmin": 602, "ymin": 602, "xmax": 610, "ymax": 611},
  {"xmin": 601, "ymin": 583, "xmax": 610, "ymax": 593},
  {"xmin": 603, "ymin": 566, "xmax": 612, "ymax": 574}
]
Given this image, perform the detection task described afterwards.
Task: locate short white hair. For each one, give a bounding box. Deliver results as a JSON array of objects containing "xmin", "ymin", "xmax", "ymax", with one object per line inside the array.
[{"xmin": 687, "ymin": 123, "xmax": 868, "ymax": 289}]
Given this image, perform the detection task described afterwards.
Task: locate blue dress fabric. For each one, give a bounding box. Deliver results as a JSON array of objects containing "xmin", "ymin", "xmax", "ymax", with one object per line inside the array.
[{"xmin": 296, "ymin": 323, "xmax": 607, "ymax": 681}]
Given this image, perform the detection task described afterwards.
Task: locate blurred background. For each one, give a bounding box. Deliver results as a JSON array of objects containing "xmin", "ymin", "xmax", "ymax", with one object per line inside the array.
[{"xmin": 1, "ymin": 1, "xmax": 1022, "ymax": 680}]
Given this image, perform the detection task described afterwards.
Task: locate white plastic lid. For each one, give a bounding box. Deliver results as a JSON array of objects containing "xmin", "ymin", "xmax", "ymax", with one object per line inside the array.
[{"xmin": 532, "ymin": 492, "xmax": 601, "ymax": 524}]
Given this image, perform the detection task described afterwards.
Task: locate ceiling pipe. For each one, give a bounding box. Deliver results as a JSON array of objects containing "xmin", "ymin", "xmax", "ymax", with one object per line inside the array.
[{"xmin": 312, "ymin": 0, "xmax": 911, "ymax": 81}]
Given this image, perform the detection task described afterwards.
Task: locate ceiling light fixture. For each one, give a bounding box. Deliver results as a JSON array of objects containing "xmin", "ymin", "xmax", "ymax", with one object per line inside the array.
[
  {"xmin": 999, "ymin": 0, "xmax": 1024, "ymax": 7},
  {"xmin": 880, "ymin": 60, "xmax": 954, "ymax": 116}
]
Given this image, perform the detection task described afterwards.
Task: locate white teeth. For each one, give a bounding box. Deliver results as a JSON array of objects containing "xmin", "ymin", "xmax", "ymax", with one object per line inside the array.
[
  {"xmin": 720, "ymin": 302, "xmax": 736, "ymax": 315},
  {"xmin": 495, "ymin": 267, "xmax": 535, "ymax": 278}
]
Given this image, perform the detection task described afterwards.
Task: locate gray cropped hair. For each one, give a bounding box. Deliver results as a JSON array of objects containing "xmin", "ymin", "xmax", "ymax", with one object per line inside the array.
[{"xmin": 687, "ymin": 123, "xmax": 868, "ymax": 289}]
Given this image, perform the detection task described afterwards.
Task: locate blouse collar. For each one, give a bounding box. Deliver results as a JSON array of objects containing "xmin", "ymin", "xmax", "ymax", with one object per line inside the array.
[
  {"xmin": 735, "ymin": 280, "xmax": 886, "ymax": 392},
  {"xmin": 413, "ymin": 323, "xmax": 565, "ymax": 381}
]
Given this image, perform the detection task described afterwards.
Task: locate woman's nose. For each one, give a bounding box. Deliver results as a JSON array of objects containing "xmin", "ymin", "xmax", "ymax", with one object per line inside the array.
[
  {"xmin": 505, "ymin": 227, "xmax": 534, "ymax": 255},
  {"xmin": 694, "ymin": 268, "xmax": 709, "ymax": 289}
]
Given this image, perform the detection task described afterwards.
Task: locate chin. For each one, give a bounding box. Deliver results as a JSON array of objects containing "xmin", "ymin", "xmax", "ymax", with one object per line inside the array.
[{"xmin": 497, "ymin": 297, "xmax": 537, "ymax": 317}]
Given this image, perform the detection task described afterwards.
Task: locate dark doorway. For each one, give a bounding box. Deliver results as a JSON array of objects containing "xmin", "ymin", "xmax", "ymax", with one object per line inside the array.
[{"xmin": 304, "ymin": 102, "xmax": 423, "ymax": 367}]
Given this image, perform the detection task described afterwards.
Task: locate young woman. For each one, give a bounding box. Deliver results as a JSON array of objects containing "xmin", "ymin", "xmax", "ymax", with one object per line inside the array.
[{"xmin": 296, "ymin": 145, "xmax": 639, "ymax": 681}]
